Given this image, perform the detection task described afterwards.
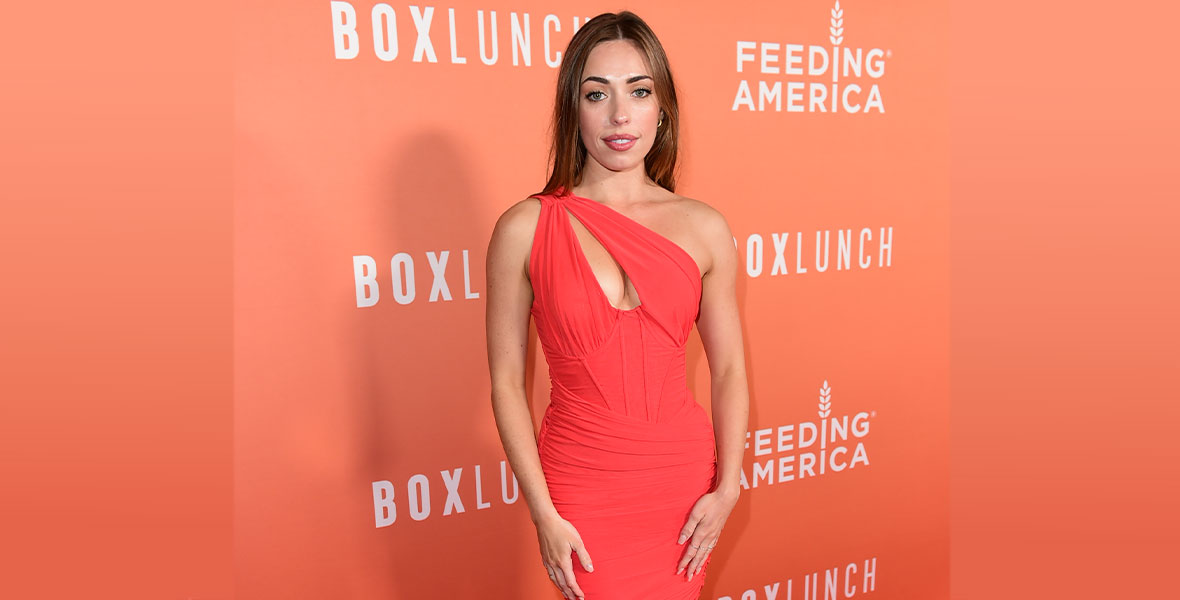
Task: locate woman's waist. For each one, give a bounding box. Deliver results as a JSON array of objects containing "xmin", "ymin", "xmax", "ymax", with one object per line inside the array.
[
  {"xmin": 545, "ymin": 389, "xmax": 712, "ymax": 433},
  {"xmin": 538, "ymin": 397, "xmax": 715, "ymax": 469}
]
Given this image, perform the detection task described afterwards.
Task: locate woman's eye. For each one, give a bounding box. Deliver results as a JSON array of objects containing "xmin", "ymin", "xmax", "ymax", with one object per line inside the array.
[{"xmin": 584, "ymin": 88, "xmax": 651, "ymax": 101}]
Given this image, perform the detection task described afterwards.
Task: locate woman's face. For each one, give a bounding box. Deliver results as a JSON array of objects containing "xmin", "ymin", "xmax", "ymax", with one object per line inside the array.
[{"xmin": 577, "ymin": 40, "xmax": 662, "ymax": 175}]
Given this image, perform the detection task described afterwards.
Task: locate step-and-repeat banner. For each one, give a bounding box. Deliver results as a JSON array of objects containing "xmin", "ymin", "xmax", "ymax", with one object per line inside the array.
[{"xmin": 236, "ymin": 1, "xmax": 948, "ymax": 597}]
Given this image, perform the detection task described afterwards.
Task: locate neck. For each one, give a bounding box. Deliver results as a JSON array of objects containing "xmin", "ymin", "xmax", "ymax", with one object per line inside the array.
[{"xmin": 573, "ymin": 161, "xmax": 659, "ymax": 206}]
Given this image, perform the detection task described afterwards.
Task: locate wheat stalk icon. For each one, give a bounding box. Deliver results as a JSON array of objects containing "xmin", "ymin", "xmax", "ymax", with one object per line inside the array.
[
  {"xmin": 830, "ymin": 1, "xmax": 844, "ymax": 45},
  {"xmin": 817, "ymin": 380, "xmax": 832, "ymax": 418}
]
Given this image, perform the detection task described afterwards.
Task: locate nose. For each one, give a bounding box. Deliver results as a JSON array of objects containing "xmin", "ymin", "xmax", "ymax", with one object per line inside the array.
[{"xmin": 611, "ymin": 103, "xmax": 630, "ymax": 125}]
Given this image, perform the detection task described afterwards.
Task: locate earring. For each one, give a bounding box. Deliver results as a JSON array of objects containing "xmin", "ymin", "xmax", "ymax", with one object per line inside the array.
[{"xmin": 658, "ymin": 113, "xmax": 664, "ymax": 127}]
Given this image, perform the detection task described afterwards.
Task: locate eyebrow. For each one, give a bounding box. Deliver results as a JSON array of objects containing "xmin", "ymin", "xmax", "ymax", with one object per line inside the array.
[{"xmin": 581, "ymin": 75, "xmax": 653, "ymax": 85}]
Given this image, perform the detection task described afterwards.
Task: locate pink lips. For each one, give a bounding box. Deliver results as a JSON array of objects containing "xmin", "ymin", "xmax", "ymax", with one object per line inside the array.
[{"xmin": 604, "ymin": 135, "xmax": 637, "ymax": 151}]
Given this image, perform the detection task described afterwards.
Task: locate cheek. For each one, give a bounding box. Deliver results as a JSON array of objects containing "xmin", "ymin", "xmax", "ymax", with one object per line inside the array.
[
  {"xmin": 578, "ymin": 102, "xmax": 600, "ymax": 127},
  {"xmin": 577, "ymin": 108, "xmax": 600, "ymax": 144}
]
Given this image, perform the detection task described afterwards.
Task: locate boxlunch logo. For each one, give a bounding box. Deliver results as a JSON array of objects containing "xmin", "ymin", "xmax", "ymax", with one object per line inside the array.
[
  {"xmin": 371, "ymin": 460, "xmax": 521, "ymax": 527},
  {"xmin": 328, "ymin": 2, "xmax": 592, "ymax": 67},
  {"xmin": 740, "ymin": 380, "xmax": 874, "ymax": 491},
  {"xmin": 733, "ymin": 1, "xmax": 889, "ymax": 114}
]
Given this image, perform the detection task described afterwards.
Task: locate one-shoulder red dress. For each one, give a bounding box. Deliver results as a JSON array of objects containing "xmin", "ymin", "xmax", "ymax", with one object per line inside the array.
[{"xmin": 529, "ymin": 188, "xmax": 718, "ymax": 599}]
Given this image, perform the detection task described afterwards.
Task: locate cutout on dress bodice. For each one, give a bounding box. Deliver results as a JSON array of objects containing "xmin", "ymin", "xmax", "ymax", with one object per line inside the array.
[{"xmin": 562, "ymin": 205, "xmax": 644, "ymax": 312}]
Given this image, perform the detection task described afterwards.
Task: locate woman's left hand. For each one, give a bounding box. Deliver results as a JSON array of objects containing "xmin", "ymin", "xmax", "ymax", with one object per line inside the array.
[{"xmin": 676, "ymin": 486, "xmax": 739, "ymax": 581}]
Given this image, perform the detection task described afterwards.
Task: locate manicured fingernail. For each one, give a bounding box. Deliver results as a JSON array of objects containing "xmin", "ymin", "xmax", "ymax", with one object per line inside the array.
[
  {"xmin": 587, "ymin": 565, "xmax": 594, "ymax": 572},
  {"xmin": 677, "ymin": 535, "xmax": 686, "ymax": 544}
]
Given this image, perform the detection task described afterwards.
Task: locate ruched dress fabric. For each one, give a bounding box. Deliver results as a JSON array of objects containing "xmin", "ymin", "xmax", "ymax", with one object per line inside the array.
[{"xmin": 529, "ymin": 189, "xmax": 718, "ymax": 599}]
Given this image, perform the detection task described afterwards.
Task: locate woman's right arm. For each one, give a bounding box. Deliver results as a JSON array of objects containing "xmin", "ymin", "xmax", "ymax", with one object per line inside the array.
[
  {"xmin": 485, "ymin": 198, "xmax": 559, "ymax": 526},
  {"xmin": 485, "ymin": 198, "xmax": 594, "ymax": 600}
]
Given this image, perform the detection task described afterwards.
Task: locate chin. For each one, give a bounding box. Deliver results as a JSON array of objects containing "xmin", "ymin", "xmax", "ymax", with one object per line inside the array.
[
  {"xmin": 594, "ymin": 148, "xmax": 654, "ymax": 170},
  {"xmin": 601, "ymin": 159, "xmax": 646, "ymax": 173}
]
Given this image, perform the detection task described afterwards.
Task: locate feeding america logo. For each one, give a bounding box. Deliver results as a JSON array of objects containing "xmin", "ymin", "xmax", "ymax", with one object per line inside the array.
[
  {"xmin": 740, "ymin": 380, "xmax": 874, "ymax": 491},
  {"xmin": 733, "ymin": 1, "xmax": 889, "ymax": 114}
]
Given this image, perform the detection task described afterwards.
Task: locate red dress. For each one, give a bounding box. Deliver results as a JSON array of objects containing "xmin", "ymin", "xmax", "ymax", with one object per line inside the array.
[{"xmin": 530, "ymin": 188, "xmax": 718, "ymax": 599}]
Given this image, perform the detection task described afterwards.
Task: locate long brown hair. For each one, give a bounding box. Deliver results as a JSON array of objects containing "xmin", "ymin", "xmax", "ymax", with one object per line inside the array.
[{"xmin": 535, "ymin": 11, "xmax": 681, "ymax": 197}]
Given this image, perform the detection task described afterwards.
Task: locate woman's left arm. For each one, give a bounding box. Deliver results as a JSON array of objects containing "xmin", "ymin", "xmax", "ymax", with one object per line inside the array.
[{"xmin": 676, "ymin": 204, "xmax": 750, "ymax": 581}]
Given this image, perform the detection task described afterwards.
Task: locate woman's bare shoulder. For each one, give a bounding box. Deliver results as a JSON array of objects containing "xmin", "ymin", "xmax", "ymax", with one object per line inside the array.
[
  {"xmin": 664, "ymin": 193, "xmax": 735, "ymax": 277},
  {"xmin": 491, "ymin": 196, "xmax": 543, "ymax": 238},
  {"xmin": 670, "ymin": 193, "xmax": 735, "ymax": 241},
  {"xmin": 488, "ymin": 196, "xmax": 545, "ymax": 274}
]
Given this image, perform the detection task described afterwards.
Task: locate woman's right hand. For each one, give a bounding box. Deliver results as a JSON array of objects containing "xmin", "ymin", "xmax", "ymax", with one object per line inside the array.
[{"xmin": 535, "ymin": 512, "xmax": 594, "ymax": 600}]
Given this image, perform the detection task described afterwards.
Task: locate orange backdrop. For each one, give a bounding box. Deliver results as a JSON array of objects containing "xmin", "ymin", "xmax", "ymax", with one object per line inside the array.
[
  {"xmin": 5, "ymin": 1, "xmax": 1175, "ymax": 599},
  {"xmin": 236, "ymin": 1, "xmax": 948, "ymax": 597}
]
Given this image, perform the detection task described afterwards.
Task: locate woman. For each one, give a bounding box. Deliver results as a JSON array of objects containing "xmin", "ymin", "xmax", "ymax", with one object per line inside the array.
[{"xmin": 485, "ymin": 11, "xmax": 749, "ymax": 600}]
